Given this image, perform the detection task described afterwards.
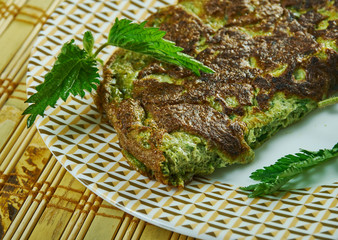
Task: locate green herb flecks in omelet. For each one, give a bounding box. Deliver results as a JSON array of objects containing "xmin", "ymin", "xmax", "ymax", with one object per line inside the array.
[{"xmin": 97, "ymin": 0, "xmax": 337, "ymax": 186}]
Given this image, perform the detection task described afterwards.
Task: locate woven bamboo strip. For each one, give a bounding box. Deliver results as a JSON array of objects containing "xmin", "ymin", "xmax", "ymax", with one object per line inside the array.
[
  {"xmin": 114, "ymin": 214, "xmax": 133, "ymax": 240},
  {"xmin": 0, "ymin": 119, "xmax": 34, "ymax": 167},
  {"xmin": 0, "ymin": 0, "xmax": 63, "ymax": 95},
  {"xmin": 0, "ymin": 19, "xmax": 35, "ymax": 73},
  {"xmin": 7, "ymin": 158, "xmax": 62, "ymax": 240},
  {"xmin": 64, "ymin": 192, "xmax": 98, "ymax": 240},
  {"xmin": 176, "ymin": 236, "xmax": 186, "ymax": 240},
  {"xmin": 0, "ymin": 0, "xmax": 16, "ymax": 30},
  {"xmin": 83, "ymin": 202, "xmax": 125, "ymax": 240},
  {"xmin": 0, "ymin": 0, "xmax": 63, "ymax": 164},
  {"xmin": 59, "ymin": 188, "xmax": 93, "ymax": 240},
  {"xmin": 2, "ymin": 155, "xmax": 57, "ymax": 240},
  {"xmin": 170, "ymin": 232, "xmax": 180, "ymax": 240},
  {"xmin": 0, "ymin": 0, "xmax": 62, "ymax": 73},
  {"xmin": 0, "ymin": 114, "xmax": 27, "ymax": 165},
  {"xmin": 0, "ymin": 61, "xmax": 28, "ymax": 108},
  {"xmin": 75, "ymin": 195, "xmax": 103, "ymax": 240},
  {"xmin": 8, "ymin": 81, "xmax": 27, "ymax": 103},
  {"xmin": 0, "ymin": 124, "xmax": 36, "ymax": 188},
  {"xmin": 0, "ymin": 0, "xmax": 27, "ymax": 36},
  {"xmin": 0, "ymin": 29, "xmax": 41, "ymax": 108},
  {"xmin": 139, "ymin": 223, "xmax": 173, "ymax": 240},
  {"xmin": 0, "ymin": 0, "xmax": 63, "ymax": 165},
  {"xmin": 0, "ymin": 26, "xmax": 34, "ymax": 79},
  {"xmin": 0, "ymin": 35, "xmax": 31, "ymax": 86},
  {"xmin": 171, "ymin": 233, "xmax": 197, "ymax": 240},
  {"xmin": 131, "ymin": 220, "xmax": 146, "ymax": 240},
  {"xmin": 0, "ymin": 106, "xmax": 24, "ymax": 152},
  {"xmin": 0, "ymin": 58, "xmax": 30, "ymax": 108},
  {"xmin": 176, "ymin": 236, "xmax": 195, "ymax": 240},
  {"xmin": 0, "ymin": 127, "xmax": 52, "ymax": 238},
  {"xmin": 27, "ymin": 171, "xmax": 87, "ymax": 239},
  {"xmin": 122, "ymin": 216, "xmax": 140, "ymax": 240},
  {"xmin": 18, "ymin": 166, "xmax": 67, "ymax": 239}
]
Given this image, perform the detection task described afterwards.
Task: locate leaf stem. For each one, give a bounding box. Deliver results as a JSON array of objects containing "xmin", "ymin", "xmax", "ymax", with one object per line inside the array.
[
  {"xmin": 318, "ymin": 96, "xmax": 338, "ymax": 108},
  {"xmin": 93, "ymin": 42, "xmax": 110, "ymax": 58}
]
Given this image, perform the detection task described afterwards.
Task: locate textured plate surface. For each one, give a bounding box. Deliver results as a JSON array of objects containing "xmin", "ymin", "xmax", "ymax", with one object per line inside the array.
[{"xmin": 26, "ymin": 0, "xmax": 338, "ymax": 239}]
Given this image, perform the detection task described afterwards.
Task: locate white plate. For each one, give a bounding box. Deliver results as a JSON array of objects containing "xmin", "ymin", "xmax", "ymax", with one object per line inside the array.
[{"xmin": 27, "ymin": 0, "xmax": 338, "ymax": 239}]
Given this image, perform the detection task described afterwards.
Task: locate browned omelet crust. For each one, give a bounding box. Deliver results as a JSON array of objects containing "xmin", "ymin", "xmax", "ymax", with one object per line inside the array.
[{"xmin": 96, "ymin": 0, "xmax": 338, "ymax": 186}]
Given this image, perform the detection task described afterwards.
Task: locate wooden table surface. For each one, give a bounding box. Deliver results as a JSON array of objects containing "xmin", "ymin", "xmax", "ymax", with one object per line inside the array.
[{"xmin": 0, "ymin": 0, "xmax": 195, "ymax": 239}]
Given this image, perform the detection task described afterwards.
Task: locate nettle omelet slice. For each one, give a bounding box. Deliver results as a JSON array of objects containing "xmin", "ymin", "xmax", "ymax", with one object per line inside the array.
[{"xmin": 96, "ymin": 0, "xmax": 337, "ymax": 186}]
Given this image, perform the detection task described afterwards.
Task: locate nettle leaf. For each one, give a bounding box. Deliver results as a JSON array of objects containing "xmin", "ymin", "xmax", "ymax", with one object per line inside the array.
[
  {"xmin": 23, "ymin": 40, "xmax": 99, "ymax": 127},
  {"xmin": 241, "ymin": 143, "xmax": 338, "ymax": 197},
  {"xmin": 107, "ymin": 18, "xmax": 214, "ymax": 76},
  {"xmin": 83, "ymin": 31, "xmax": 94, "ymax": 55},
  {"xmin": 24, "ymin": 18, "xmax": 214, "ymax": 128}
]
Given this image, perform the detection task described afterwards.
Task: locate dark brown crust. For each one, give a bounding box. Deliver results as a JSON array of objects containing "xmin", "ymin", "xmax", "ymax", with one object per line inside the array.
[
  {"xmin": 281, "ymin": 0, "xmax": 328, "ymax": 9},
  {"xmin": 96, "ymin": 54, "xmax": 169, "ymax": 183},
  {"xmin": 146, "ymin": 103, "xmax": 250, "ymax": 158},
  {"xmin": 97, "ymin": 0, "xmax": 338, "ymax": 185},
  {"xmin": 141, "ymin": 1, "xmax": 337, "ymax": 102},
  {"xmin": 146, "ymin": 5, "xmax": 215, "ymax": 55},
  {"xmin": 114, "ymin": 99, "xmax": 168, "ymax": 182},
  {"xmin": 205, "ymin": 0, "xmax": 285, "ymax": 29}
]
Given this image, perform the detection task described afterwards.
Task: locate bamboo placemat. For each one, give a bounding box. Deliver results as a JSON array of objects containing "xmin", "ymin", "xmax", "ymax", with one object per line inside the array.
[{"xmin": 0, "ymin": 0, "xmax": 195, "ymax": 239}]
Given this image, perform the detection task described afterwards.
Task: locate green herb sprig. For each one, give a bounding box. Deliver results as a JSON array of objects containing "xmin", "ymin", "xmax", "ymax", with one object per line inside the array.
[
  {"xmin": 23, "ymin": 18, "xmax": 214, "ymax": 128},
  {"xmin": 241, "ymin": 143, "xmax": 338, "ymax": 197}
]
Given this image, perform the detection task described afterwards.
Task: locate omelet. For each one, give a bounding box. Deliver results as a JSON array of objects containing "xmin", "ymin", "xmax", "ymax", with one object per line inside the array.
[{"xmin": 96, "ymin": 0, "xmax": 337, "ymax": 186}]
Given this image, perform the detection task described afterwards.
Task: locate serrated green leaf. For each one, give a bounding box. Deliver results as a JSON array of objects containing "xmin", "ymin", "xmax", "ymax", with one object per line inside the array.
[
  {"xmin": 107, "ymin": 18, "xmax": 214, "ymax": 76},
  {"xmin": 241, "ymin": 143, "xmax": 338, "ymax": 197},
  {"xmin": 83, "ymin": 31, "xmax": 94, "ymax": 55},
  {"xmin": 23, "ymin": 40, "xmax": 99, "ymax": 128},
  {"xmin": 24, "ymin": 18, "xmax": 215, "ymax": 128}
]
